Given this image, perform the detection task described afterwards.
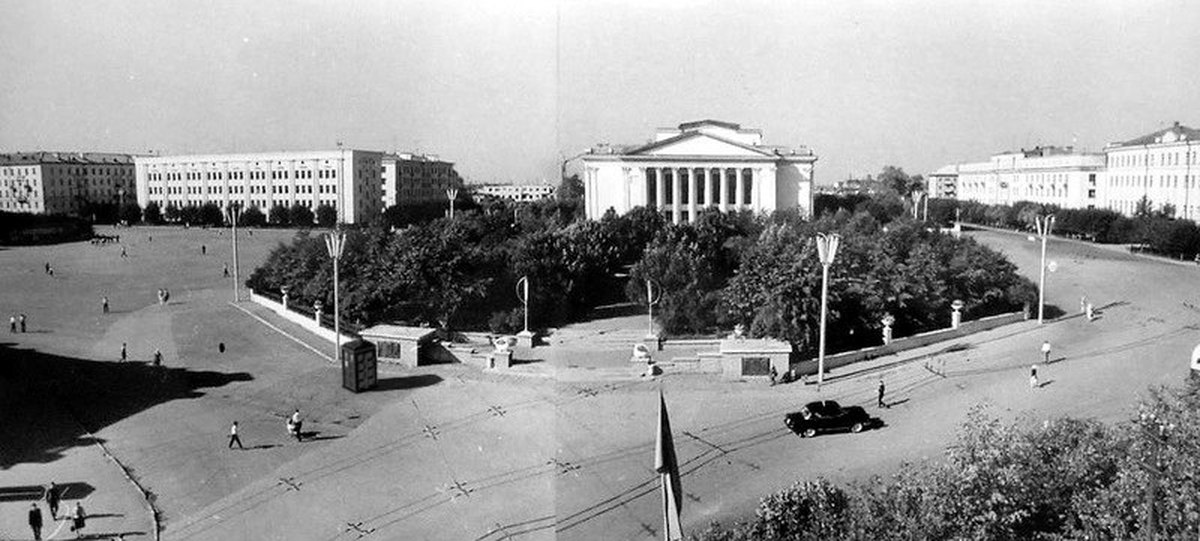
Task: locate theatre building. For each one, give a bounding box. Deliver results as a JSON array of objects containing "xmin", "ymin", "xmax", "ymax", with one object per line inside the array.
[{"xmin": 578, "ymin": 120, "xmax": 817, "ymax": 223}]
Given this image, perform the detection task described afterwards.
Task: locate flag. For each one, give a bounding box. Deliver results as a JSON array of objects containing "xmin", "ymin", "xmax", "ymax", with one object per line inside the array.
[{"xmin": 655, "ymin": 391, "xmax": 683, "ymax": 540}]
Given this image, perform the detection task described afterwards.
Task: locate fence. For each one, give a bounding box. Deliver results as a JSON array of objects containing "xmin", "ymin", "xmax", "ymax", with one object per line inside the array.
[{"xmin": 249, "ymin": 290, "xmax": 359, "ymax": 346}]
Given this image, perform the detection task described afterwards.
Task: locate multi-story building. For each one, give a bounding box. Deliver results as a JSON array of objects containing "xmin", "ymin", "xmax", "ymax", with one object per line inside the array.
[
  {"xmin": 471, "ymin": 183, "xmax": 556, "ymax": 203},
  {"xmin": 1103, "ymin": 122, "xmax": 1200, "ymax": 220},
  {"xmin": 1, "ymin": 152, "xmax": 136, "ymax": 215},
  {"xmin": 381, "ymin": 153, "xmax": 463, "ymax": 208},
  {"xmin": 578, "ymin": 120, "xmax": 816, "ymax": 223},
  {"xmin": 135, "ymin": 150, "xmax": 383, "ymax": 224},
  {"xmin": 926, "ymin": 165, "xmax": 959, "ymax": 199},
  {"xmin": 948, "ymin": 146, "xmax": 1105, "ymax": 209}
]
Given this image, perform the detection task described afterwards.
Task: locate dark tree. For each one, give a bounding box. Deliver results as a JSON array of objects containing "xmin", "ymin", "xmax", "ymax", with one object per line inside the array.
[
  {"xmin": 119, "ymin": 202, "xmax": 142, "ymax": 225},
  {"xmin": 164, "ymin": 203, "xmax": 181, "ymax": 223},
  {"xmin": 143, "ymin": 201, "xmax": 163, "ymax": 224},
  {"xmin": 289, "ymin": 204, "xmax": 315, "ymax": 227},
  {"xmin": 199, "ymin": 203, "xmax": 224, "ymax": 226},
  {"xmin": 239, "ymin": 206, "xmax": 266, "ymax": 227},
  {"xmin": 316, "ymin": 204, "xmax": 337, "ymax": 227},
  {"xmin": 269, "ymin": 204, "xmax": 290, "ymax": 226}
]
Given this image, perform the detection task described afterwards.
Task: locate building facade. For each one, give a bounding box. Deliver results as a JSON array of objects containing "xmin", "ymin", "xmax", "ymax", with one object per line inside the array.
[
  {"xmin": 578, "ymin": 120, "xmax": 816, "ymax": 223},
  {"xmin": 381, "ymin": 153, "xmax": 463, "ymax": 208},
  {"xmin": 135, "ymin": 150, "xmax": 383, "ymax": 224},
  {"xmin": 472, "ymin": 183, "xmax": 556, "ymax": 203},
  {"xmin": 1103, "ymin": 122, "xmax": 1200, "ymax": 220},
  {"xmin": 926, "ymin": 165, "xmax": 959, "ymax": 199},
  {"xmin": 947, "ymin": 146, "xmax": 1105, "ymax": 209},
  {"xmin": 1, "ymin": 152, "xmax": 135, "ymax": 215}
]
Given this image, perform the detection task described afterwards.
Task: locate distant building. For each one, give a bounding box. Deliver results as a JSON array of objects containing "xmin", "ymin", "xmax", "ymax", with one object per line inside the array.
[
  {"xmin": 1103, "ymin": 122, "xmax": 1200, "ymax": 220},
  {"xmin": 926, "ymin": 165, "xmax": 958, "ymax": 199},
  {"xmin": 0, "ymin": 151, "xmax": 135, "ymax": 215},
  {"xmin": 946, "ymin": 146, "xmax": 1105, "ymax": 209},
  {"xmin": 135, "ymin": 150, "xmax": 384, "ymax": 224},
  {"xmin": 818, "ymin": 177, "xmax": 880, "ymax": 196},
  {"xmin": 381, "ymin": 153, "xmax": 463, "ymax": 208},
  {"xmin": 472, "ymin": 183, "xmax": 555, "ymax": 203},
  {"xmin": 578, "ymin": 120, "xmax": 817, "ymax": 223}
]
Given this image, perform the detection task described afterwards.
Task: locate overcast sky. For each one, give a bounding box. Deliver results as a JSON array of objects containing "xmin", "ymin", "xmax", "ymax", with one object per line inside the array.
[{"xmin": 2, "ymin": 0, "xmax": 1198, "ymax": 184}]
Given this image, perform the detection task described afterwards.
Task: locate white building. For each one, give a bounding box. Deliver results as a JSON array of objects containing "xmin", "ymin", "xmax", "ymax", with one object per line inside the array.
[
  {"xmin": 578, "ymin": 120, "xmax": 816, "ymax": 223},
  {"xmin": 1, "ymin": 152, "xmax": 135, "ymax": 215},
  {"xmin": 1103, "ymin": 122, "xmax": 1200, "ymax": 220},
  {"xmin": 135, "ymin": 150, "xmax": 383, "ymax": 224},
  {"xmin": 949, "ymin": 146, "xmax": 1104, "ymax": 209},
  {"xmin": 381, "ymin": 153, "xmax": 463, "ymax": 208},
  {"xmin": 472, "ymin": 183, "xmax": 556, "ymax": 203},
  {"xmin": 926, "ymin": 165, "xmax": 959, "ymax": 199}
]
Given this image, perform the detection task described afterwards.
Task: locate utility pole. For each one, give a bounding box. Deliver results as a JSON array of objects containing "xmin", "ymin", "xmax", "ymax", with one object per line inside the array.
[
  {"xmin": 228, "ymin": 203, "xmax": 242, "ymax": 302},
  {"xmin": 815, "ymin": 233, "xmax": 840, "ymax": 390},
  {"xmin": 1035, "ymin": 215, "xmax": 1055, "ymax": 324}
]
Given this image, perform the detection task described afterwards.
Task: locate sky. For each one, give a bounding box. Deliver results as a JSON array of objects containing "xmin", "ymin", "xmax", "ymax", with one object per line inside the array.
[{"xmin": 2, "ymin": 0, "xmax": 1198, "ymax": 185}]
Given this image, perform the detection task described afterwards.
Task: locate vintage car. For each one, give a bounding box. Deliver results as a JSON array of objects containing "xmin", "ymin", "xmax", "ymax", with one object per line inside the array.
[{"xmin": 784, "ymin": 400, "xmax": 875, "ymax": 438}]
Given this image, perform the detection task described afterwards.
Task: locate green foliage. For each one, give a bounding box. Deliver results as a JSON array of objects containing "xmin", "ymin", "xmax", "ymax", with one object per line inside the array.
[
  {"xmin": 0, "ymin": 211, "xmax": 93, "ymax": 245},
  {"xmin": 119, "ymin": 202, "xmax": 142, "ymax": 225},
  {"xmin": 316, "ymin": 204, "xmax": 337, "ymax": 227},
  {"xmin": 268, "ymin": 204, "xmax": 290, "ymax": 226},
  {"xmin": 238, "ymin": 206, "xmax": 266, "ymax": 227},
  {"xmin": 289, "ymin": 204, "xmax": 314, "ymax": 227},
  {"xmin": 163, "ymin": 203, "xmax": 181, "ymax": 223},
  {"xmin": 143, "ymin": 201, "xmax": 163, "ymax": 224},
  {"xmin": 198, "ymin": 203, "xmax": 223, "ymax": 226}
]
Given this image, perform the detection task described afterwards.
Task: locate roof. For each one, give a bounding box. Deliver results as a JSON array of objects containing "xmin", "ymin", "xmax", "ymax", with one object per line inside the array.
[
  {"xmin": 1110, "ymin": 122, "xmax": 1200, "ymax": 148},
  {"xmin": 621, "ymin": 131, "xmax": 812, "ymax": 158},
  {"xmin": 381, "ymin": 152, "xmax": 454, "ymax": 165},
  {"xmin": 677, "ymin": 119, "xmax": 743, "ymax": 131},
  {"xmin": 0, "ymin": 151, "xmax": 136, "ymax": 166}
]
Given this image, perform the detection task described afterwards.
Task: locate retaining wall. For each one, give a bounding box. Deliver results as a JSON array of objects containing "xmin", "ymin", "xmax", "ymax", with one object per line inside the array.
[{"xmin": 249, "ymin": 291, "xmax": 357, "ymax": 345}]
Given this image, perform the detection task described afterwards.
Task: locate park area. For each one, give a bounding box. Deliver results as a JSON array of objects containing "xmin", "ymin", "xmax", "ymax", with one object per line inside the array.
[{"xmin": 1, "ymin": 224, "xmax": 1198, "ymax": 540}]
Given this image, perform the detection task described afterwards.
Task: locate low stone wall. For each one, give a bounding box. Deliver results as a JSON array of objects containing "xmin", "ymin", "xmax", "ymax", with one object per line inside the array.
[
  {"xmin": 790, "ymin": 311, "xmax": 1026, "ymax": 377},
  {"xmin": 249, "ymin": 291, "xmax": 357, "ymax": 346}
]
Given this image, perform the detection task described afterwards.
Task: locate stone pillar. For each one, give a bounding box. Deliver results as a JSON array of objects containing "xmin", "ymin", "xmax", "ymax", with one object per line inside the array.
[
  {"xmin": 656, "ymin": 168, "xmax": 666, "ymax": 212},
  {"xmin": 671, "ymin": 167, "xmax": 682, "ymax": 224},
  {"xmin": 703, "ymin": 168, "xmax": 713, "ymax": 209},
  {"xmin": 719, "ymin": 168, "xmax": 729, "ymax": 212},
  {"xmin": 736, "ymin": 168, "xmax": 746, "ymax": 208},
  {"xmin": 313, "ymin": 302, "xmax": 323, "ymax": 326},
  {"xmin": 687, "ymin": 168, "xmax": 698, "ymax": 223}
]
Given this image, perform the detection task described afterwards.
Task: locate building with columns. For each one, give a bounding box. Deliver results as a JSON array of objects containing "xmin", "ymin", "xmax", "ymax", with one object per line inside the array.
[
  {"xmin": 943, "ymin": 146, "xmax": 1105, "ymax": 209},
  {"xmin": 1103, "ymin": 122, "xmax": 1200, "ymax": 220},
  {"xmin": 1, "ymin": 152, "xmax": 135, "ymax": 215},
  {"xmin": 135, "ymin": 150, "xmax": 383, "ymax": 224},
  {"xmin": 578, "ymin": 120, "xmax": 816, "ymax": 223}
]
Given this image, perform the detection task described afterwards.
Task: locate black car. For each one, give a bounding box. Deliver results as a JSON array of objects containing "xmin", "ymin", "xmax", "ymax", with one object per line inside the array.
[{"xmin": 784, "ymin": 400, "xmax": 874, "ymax": 438}]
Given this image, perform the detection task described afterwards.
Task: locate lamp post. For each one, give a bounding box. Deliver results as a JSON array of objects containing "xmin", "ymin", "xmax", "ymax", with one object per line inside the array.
[
  {"xmin": 1034, "ymin": 215, "xmax": 1055, "ymax": 325},
  {"xmin": 951, "ymin": 299, "xmax": 964, "ymax": 329},
  {"xmin": 325, "ymin": 230, "xmax": 346, "ymax": 363},
  {"xmin": 446, "ymin": 188, "xmax": 459, "ymax": 219},
  {"xmin": 815, "ymin": 233, "xmax": 841, "ymax": 390},
  {"xmin": 645, "ymin": 279, "xmax": 661, "ymax": 339},
  {"xmin": 516, "ymin": 276, "xmax": 534, "ymax": 348},
  {"xmin": 227, "ymin": 203, "xmax": 242, "ymax": 302},
  {"xmin": 881, "ymin": 313, "xmax": 895, "ymax": 345}
]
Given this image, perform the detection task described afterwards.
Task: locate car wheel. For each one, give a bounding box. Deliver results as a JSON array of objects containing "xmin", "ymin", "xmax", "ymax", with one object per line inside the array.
[
  {"xmin": 802, "ymin": 428, "xmax": 816, "ymax": 438},
  {"xmin": 851, "ymin": 422, "xmax": 864, "ymax": 434}
]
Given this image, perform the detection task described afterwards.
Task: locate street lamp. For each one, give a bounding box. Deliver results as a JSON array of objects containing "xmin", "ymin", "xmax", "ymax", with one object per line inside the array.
[
  {"xmin": 645, "ymin": 279, "xmax": 661, "ymax": 339},
  {"xmin": 325, "ymin": 230, "xmax": 347, "ymax": 363},
  {"xmin": 815, "ymin": 233, "xmax": 840, "ymax": 390},
  {"xmin": 226, "ymin": 203, "xmax": 242, "ymax": 302},
  {"xmin": 446, "ymin": 188, "xmax": 459, "ymax": 219},
  {"xmin": 1034, "ymin": 214, "xmax": 1055, "ymax": 325}
]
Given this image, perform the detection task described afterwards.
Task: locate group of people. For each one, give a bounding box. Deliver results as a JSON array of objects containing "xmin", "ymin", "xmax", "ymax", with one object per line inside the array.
[
  {"xmin": 26, "ymin": 482, "xmax": 87, "ymax": 540},
  {"xmin": 9, "ymin": 313, "xmax": 27, "ymax": 333},
  {"xmin": 156, "ymin": 288, "xmax": 171, "ymax": 305},
  {"xmin": 43, "ymin": 262, "xmax": 54, "ymax": 276},
  {"xmin": 228, "ymin": 409, "xmax": 306, "ymax": 450}
]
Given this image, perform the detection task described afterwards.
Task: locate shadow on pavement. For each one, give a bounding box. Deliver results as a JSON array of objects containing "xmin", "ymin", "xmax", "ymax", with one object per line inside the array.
[
  {"xmin": 0, "ymin": 342, "xmax": 253, "ymax": 470},
  {"xmin": 373, "ymin": 373, "xmax": 442, "ymax": 392}
]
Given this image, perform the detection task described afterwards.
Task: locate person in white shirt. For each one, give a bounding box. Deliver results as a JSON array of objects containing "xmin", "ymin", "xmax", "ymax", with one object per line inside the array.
[{"xmin": 228, "ymin": 421, "xmax": 244, "ymax": 450}]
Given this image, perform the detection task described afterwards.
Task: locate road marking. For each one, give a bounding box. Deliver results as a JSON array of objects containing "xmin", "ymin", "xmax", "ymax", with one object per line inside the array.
[
  {"xmin": 682, "ymin": 431, "xmax": 728, "ymax": 454},
  {"xmin": 228, "ymin": 302, "xmax": 334, "ymax": 364}
]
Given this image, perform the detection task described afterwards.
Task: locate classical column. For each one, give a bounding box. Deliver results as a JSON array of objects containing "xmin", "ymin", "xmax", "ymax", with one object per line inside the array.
[
  {"xmin": 703, "ymin": 168, "xmax": 713, "ymax": 209},
  {"xmin": 687, "ymin": 168, "xmax": 698, "ymax": 222},
  {"xmin": 656, "ymin": 167, "xmax": 666, "ymax": 212},
  {"xmin": 715, "ymin": 167, "xmax": 724, "ymax": 212},
  {"xmin": 736, "ymin": 168, "xmax": 746, "ymax": 208},
  {"xmin": 671, "ymin": 167, "xmax": 682, "ymax": 224}
]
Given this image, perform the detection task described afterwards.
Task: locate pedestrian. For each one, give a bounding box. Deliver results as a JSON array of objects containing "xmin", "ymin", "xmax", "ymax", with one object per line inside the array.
[
  {"xmin": 28, "ymin": 503, "xmax": 43, "ymax": 540},
  {"xmin": 153, "ymin": 349, "xmax": 162, "ymax": 367},
  {"xmin": 121, "ymin": 246, "xmax": 127, "ymax": 257},
  {"xmin": 218, "ymin": 342, "xmax": 225, "ymax": 353},
  {"xmin": 102, "ymin": 296, "xmax": 109, "ymax": 314},
  {"xmin": 291, "ymin": 409, "xmax": 303, "ymax": 441},
  {"xmin": 1041, "ymin": 340, "xmax": 1052, "ymax": 363},
  {"xmin": 9, "ymin": 315, "xmax": 15, "ymax": 333},
  {"xmin": 768, "ymin": 365, "xmax": 777, "ymax": 386},
  {"xmin": 44, "ymin": 262, "xmax": 50, "ymax": 274},
  {"xmin": 20, "ymin": 313, "xmax": 26, "ymax": 333},
  {"xmin": 1030, "ymin": 364, "xmax": 1039, "ymax": 389},
  {"xmin": 228, "ymin": 421, "xmax": 245, "ymax": 449},
  {"xmin": 46, "ymin": 481, "xmax": 60, "ymax": 518},
  {"xmin": 1086, "ymin": 303, "xmax": 1095, "ymax": 321},
  {"xmin": 156, "ymin": 288, "xmax": 164, "ymax": 305},
  {"xmin": 1080, "ymin": 295, "xmax": 1087, "ymax": 314},
  {"xmin": 70, "ymin": 501, "xmax": 85, "ymax": 538},
  {"xmin": 47, "ymin": 266, "xmax": 53, "ymax": 276},
  {"xmin": 878, "ymin": 379, "xmax": 887, "ymax": 408},
  {"xmin": 223, "ymin": 263, "xmax": 230, "ymax": 278},
  {"xmin": 121, "ymin": 342, "xmax": 127, "ymax": 362},
  {"xmin": 163, "ymin": 288, "xmax": 170, "ymax": 304},
  {"xmin": 201, "ymin": 244, "xmax": 206, "ymax": 255}
]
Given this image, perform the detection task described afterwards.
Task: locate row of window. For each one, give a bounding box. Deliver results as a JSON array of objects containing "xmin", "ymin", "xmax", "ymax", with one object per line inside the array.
[
  {"xmin": 1110, "ymin": 150, "xmax": 1199, "ymax": 168},
  {"xmin": 1108, "ymin": 174, "xmax": 1199, "ymax": 190},
  {"xmin": 148, "ymin": 169, "xmax": 343, "ymax": 182}
]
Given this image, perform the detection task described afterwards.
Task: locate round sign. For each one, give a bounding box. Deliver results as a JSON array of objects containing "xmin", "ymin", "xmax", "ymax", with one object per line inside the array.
[
  {"xmin": 1047, "ymin": 261, "xmax": 1058, "ymax": 273},
  {"xmin": 951, "ymin": 299, "xmax": 964, "ymax": 310},
  {"xmin": 1191, "ymin": 343, "xmax": 1200, "ymax": 371}
]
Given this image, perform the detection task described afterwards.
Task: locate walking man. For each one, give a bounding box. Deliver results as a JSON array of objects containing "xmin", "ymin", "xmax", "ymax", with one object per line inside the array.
[
  {"xmin": 46, "ymin": 481, "xmax": 60, "ymax": 519},
  {"xmin": 121, "ymin": 246, "xmax": 127, "ymax": 258},
  {"xmin": 877, "ymin": 379, "xmax": 887, "ymax": 408},
  {"xmin": 70, "ymin": 501, "xmax": 86, "ymax": 538},
  {"xmin": 1041, "ymin": 340, "xmax": 1052, "ymax": 363},
  {"xmin": 153, "ymin": 349, "xmax": 163, "ymax": 367},
  {"xmin": 9, "ymin": 315, "xmax": 15, "ymax": 333},
  {"xmin": 28, "ymin": 503, "xmax": 43, "ymax": 540},
  {"xmin": 20, "ymin": 313, "xmax": 26, "ymax": 333},
  {"xmin": 223, "ymin": 263, "xmax": 230, "ymax": 278},
  {"xmin": 228, "ymin": 421, "xmax": 245, "ymax": 450},
  {"xmin": 1030, "ymin": 364, "xmax": 1039, "ymax": 389},
  {"xmin": 44, "ymin": 262, "xmax": 50, "ymax": 274},
  {"xmin": 102, "ymin": 296, "xmax": 110, "ymax": 314},
  {"xmin": 201, "ymin": 244, "xmax": 206, "ymax": 255},
  {"xmin": 1086, "ymin": 303, "xmax": 1095, "ymax": 321},
  {"xmin": 120, "ymin": 342, "xmax": 127, "ymax": 362}
]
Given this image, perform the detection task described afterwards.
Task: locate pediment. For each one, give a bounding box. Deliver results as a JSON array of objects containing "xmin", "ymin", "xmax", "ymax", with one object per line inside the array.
[{"xmin": 630, "ymin": 133, "xmax": 771, "ymax": 157}]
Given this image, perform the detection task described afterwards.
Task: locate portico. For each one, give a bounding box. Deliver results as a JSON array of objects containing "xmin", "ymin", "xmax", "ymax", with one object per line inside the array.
[{"xmin": 579, "ymin": 120, "xmax": 817, "ymax": 223}]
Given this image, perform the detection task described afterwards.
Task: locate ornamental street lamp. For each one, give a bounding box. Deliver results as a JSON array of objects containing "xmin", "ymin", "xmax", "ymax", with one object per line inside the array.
[
  {"xmin": 325, "ymin": 230, "xmax": 347, "ymax": 363},
  {"xmin": 815, "ymin": 233, "xmax": 841, "ymax": 390},
  {"xmin": 226, "ymin": 203, "xmax": 242, "ymax": 302},
  {"xmin": 446, "ymin": 188, "xmax": 459, "ymax": 219},
  {"xmin": 1033, "ymin": 215, "xmax": 1055, "ymax": 324}
]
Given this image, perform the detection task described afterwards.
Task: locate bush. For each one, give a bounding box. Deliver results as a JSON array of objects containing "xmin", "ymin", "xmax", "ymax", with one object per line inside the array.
[
  {"xmin": 239, "ymin": 206, "xmax": 267, "ymax": 227},
  {"xmin": 316, "ymin": 204, "xmax": 337, "ymax": 227}
]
